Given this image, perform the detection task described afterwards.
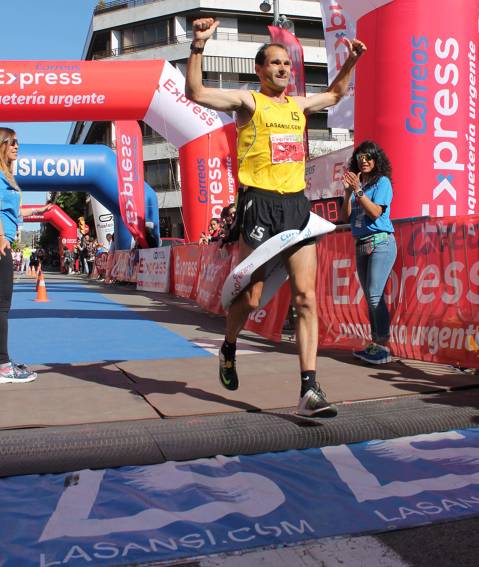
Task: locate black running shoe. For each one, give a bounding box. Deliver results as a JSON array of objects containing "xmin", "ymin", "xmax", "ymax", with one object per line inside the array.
[
  {"xmin": 296, "ymin": 387, "xmax": 338, "ymax": 418},
  {"xmin": 219, "ymin": 345, "xmax": 239, "ymax": 390}
]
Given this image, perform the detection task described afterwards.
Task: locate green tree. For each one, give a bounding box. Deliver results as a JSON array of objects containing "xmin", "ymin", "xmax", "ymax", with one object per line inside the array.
[{"xmin": 53, "ymin": 192, "xmax": 87, "ymax": 221}]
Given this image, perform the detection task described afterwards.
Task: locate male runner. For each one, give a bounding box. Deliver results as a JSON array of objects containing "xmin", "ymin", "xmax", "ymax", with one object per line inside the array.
[{"xmin": 186, "ymin": 18, "xmax": 366, "ymax": 418}]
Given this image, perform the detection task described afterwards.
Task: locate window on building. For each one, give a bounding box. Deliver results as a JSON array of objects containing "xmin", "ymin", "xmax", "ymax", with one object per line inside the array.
[
  {"xmin": 305, "ymin": 66, "xmax": 328, "ymax": 87},
  {"xmin": 122, "ymin": 19, "xmax": 170, "ymax": 51},
  {"xmin": 307, "ymin": 113, "xmax": 328, "ymax": 131},
  {"xmin": 144, "ymin": 160, "xmax": 178, "ymax": 191},
  {"xmin": 295, "ymin": 20, "xmax": 324, "ymax": 41},
  {"xmin": 86, "ymin": 122, "xmax": 111, "ymax": 146},
  {"xmin": 139, "ymin": 121, "xmax": 165, "ymax": 144}
]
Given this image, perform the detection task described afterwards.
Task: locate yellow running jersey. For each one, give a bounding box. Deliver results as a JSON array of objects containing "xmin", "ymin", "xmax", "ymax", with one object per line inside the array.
[{"xmin": 237, "ymin": 91, "xmax": 306, "ymax": 194}]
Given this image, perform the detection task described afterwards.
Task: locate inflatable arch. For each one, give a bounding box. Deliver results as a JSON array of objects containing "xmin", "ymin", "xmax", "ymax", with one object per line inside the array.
[
  {"xmin": 345, "ymin": 0, "xmax": 478, "ymax": 219},
  {"xmin": 15, "ymin": 144, "xmax": 160, "ymax": 250},
  {"xmin": 0, "ymin": 60, "xmax": 237, "ymax": 242},
  {"xmin": 21, "ymin": 204, "xmax": 77, "ymax": 250}
]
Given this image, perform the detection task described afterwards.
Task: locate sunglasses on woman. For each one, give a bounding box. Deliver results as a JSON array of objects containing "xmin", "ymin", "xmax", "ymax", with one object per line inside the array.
[
  {"xmin": 356, "ymin": 152, "xmax": 374, "ymax": 163},
  {"xmin": 2, "ymin": 138, "xmax": 19, "ymax": 147}
]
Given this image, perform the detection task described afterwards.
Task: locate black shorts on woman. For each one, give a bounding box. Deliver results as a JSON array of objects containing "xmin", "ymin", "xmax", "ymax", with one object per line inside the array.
[{"xmin": 236, "ymin": 186, "xmax": 314, "ymax": 250}]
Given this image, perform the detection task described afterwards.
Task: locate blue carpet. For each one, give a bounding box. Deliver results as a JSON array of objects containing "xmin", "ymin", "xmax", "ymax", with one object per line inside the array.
[
  {"xmin": 9, "ymin": 279, "xmax": 211, "ymax": 364},
  {"xmin": 1, "ymin": 428, "xmax": 479, "ymax": 566}
]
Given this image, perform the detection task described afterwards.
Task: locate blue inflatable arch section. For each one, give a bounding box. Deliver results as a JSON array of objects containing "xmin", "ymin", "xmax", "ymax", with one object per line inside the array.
[{"xmin": 15, "ymin": 144, "xmax": 160, "ymax": 250}]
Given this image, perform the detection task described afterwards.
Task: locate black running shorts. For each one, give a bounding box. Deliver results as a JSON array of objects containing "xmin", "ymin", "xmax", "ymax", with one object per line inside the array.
[{"xmin": 238, "ymin": 187, "xmax": 313, "ymax": 249}]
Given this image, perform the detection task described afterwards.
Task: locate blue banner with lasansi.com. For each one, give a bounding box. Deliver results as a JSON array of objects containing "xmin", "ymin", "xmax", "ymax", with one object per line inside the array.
[{"xmin": 1, "ymin": 428, "xmax": 479, "ymax": 566}]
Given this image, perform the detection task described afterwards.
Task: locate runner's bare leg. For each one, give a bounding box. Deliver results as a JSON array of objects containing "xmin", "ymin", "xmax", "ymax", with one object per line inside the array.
[
  {"xmin": 225, "ymin": 236, "xmax": 265, "ymax": 343},
  {"xmin": 283, "ymin": 243, "xmax": 318, "ymax": 372}
]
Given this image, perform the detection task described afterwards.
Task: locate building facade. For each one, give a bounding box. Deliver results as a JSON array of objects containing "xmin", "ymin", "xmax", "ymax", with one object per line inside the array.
[{"xmin": 68, "ymin": 0, "xmax": 352, "ymax": 238}]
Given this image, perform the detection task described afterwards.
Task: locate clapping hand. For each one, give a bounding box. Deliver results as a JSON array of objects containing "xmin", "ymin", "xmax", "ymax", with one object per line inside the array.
[{"xmin": 342, "ymin": 171, "xmax": 361, "ymax": 193}]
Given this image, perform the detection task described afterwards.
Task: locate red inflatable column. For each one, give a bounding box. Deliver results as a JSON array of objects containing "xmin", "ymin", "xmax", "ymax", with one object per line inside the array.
[
  {"xmin": 355, "ymin": 0, "xmax": 478, "ymax": 219},
  {"xmin": 179, "ymin": 123, "xmax": 238, "ymax": 242}
]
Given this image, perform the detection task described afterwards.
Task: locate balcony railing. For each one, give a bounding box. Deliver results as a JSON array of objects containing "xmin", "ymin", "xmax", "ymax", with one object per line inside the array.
[
  {"xmin": 95, "ymin": 0, "xmax": 320, "ymax": 15},
  {"xmin": 94, "ymin": 0, "xmax": 160, "ymax": 15},
  {"xmin": 92, "ymin": 31, "xmax": 324, "ymax": 59}
]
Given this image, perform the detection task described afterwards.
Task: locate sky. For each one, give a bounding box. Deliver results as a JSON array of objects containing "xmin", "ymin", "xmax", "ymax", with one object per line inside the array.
[{"xmin": 3, "ymin": 0, "xmax": 98, "ymax": 209}]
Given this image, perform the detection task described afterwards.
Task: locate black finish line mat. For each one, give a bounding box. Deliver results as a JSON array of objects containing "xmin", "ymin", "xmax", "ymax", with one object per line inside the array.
[{"xmin": 0, "ymin": 387, "xmax": 478, "ymax": 477}]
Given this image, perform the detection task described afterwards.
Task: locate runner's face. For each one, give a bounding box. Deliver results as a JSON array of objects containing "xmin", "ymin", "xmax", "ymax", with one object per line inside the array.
[{"xmin": 257, "ymin": 46, "xmax": 291, "ymax": 93}]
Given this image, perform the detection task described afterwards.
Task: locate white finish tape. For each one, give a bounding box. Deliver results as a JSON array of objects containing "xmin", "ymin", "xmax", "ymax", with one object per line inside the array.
[{"xmin": 221, "ymin": 213, "xmax": 336, "ymax": 310}]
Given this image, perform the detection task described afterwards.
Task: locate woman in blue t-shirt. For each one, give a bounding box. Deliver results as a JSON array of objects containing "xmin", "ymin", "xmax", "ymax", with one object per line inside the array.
[
  {"xmin": 0, "ymin": 127, "xmax": 51, "ymax": 383},
  {"xmin": 340, "ymin": 140, "xmax": 397, "ymax": 364}
]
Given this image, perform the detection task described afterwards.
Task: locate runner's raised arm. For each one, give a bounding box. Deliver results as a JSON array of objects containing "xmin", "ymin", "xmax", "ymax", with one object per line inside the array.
[{"xmin": 185, "ymin": 18, "xmax": 255, "ymax": 115}]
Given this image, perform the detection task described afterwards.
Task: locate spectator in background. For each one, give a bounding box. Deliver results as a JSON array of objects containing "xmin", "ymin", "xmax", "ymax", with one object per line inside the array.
[
  {"xmin": 105, "ymin": 233, "xmax": 113, "ymax": 252},
  {"xmin": 62, "ymin": 246, "xmax": 73, "ymax": 274},
  {"xmin": 13, "ymin": 248, "xmax": 22, "ymax": 272},
  {"xmin": 78, "ymin": 235, "xmax": 88, "ymax": 274},
  {"xmin": 85, "ymin": 235, "xmax": 97, "ymax": 276},
  {"xmin": 36, "ymin": 247, "xmax": 45, "ymax": 272},
  {"xmin": 21, "ymin": 244, "xmax": 32, "ymax": 272},
  {"xmin": 220, "ymin": 203, "xmax": 237, "ymax": 244},
  {"xmin": 72, "ymin": 245, "xmax": 80, "ymax": 273},
  {"xmin": 145, "ymin": 221, "xmax": 159, "ymax": 248},
  {"xmin": 29, "ymin": 249, "xmax": 39, "ymax": 275},
  {"xmin": 340, "ymin": 140, "xmax": 396, "ymax": 365},
  {"xmin": 208, "ymin": 218, "xmax": 222, "ymax": 242},
  {"xmin": 108, "ymin": 233, "xmax": 116, "ymax": 254},
  {"xmin": 0, "ymin": 126, "xmax": 51, "ymax": 383}
]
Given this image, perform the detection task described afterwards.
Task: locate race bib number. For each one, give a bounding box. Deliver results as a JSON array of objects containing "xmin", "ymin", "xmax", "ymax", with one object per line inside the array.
[{"xmin": 270, "ymin": 134, "xmax": 305, "ymax": 164}]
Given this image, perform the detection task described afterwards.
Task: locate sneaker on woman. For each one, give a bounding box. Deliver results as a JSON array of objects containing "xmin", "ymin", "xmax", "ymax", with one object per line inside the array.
[
  {"xmin": 0, "ymin": 361, "xmax": 37, "ymax": 384},
  {"xmin": 353, "ymin": 343, "xmax": 392, "ymax": 364}
]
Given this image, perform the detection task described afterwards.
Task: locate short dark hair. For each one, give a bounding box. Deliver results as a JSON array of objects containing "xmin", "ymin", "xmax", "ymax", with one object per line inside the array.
[{"xmin": 255, "ymin": 43, "xmax": 288, "ymax": 66}]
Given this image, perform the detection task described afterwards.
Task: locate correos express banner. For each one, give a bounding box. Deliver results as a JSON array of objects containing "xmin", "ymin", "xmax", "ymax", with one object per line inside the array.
[
  {"xmin": 0, "ymin": 61, "xmax": 164, "ymax": 121},
  {"xmin": 0, "ymin": 60, "xmax": 238, "ymax": 242},
  {"xmin": 137, "ymin": 248, "xmax": 171, "ymax": 293},
  {"xmin": 350, "ymin": 0, "xmax": 478, "ymax": 219},
  {"xmin": 115, "ymin": 121, "xmax": 147, "ymax": 248}
]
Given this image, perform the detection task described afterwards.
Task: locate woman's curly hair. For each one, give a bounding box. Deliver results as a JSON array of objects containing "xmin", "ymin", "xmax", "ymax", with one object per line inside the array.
[{"xmin": 348, "ymin": 140, "xmax": 392, "ymax": 187}]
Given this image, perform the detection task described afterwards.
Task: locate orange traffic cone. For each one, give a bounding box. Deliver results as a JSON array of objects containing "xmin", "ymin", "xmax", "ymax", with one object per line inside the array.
[
  {"xmin": 35, "ymin": 269, "xmax": 41, "ymax": 292},
  {"xmin": 34, "ymin": 272, "xmax": 49, "ymax": 302}
]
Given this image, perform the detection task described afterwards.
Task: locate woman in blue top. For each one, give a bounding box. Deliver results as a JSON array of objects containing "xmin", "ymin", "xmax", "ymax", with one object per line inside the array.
[
  {"xmin": 340, "ymin": 140, "xmax": 397, "ymax": 364},
  {"xmin": 0, "ymin": 127, "xmax": 51, "ymax": 383}
]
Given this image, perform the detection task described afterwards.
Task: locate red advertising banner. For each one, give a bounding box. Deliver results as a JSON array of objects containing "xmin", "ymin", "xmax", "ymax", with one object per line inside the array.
[
  {"xmin": 355, "ymin": 0, "xmax": 478, "ymax": 219},
  {"xmin": 0, "ymin": 60, "xmax": 164, "ymax": 121},
  {"xmin": 171, "ymin": 245, "xmax": 202, "ymax": 299},
  {"xmin": 195, "ymin": 242, "xmax": 234, "ymax": 314},
  {"xmin": 94, "ymin": 252, "xmax": 108, "ymax": 279},
  {"xmin": 109, "ymin": 250, "xmax": 139, "ymax": 283},
  {"xmin": 167, "ymin": 215, "xmax": 479, "ymax": 367},
  {"xmin": 178, "ymin": 123, "xmax": 238, "ymax": 242},
  {"xmin": 137, "ymin": 248, "xmax": 171, "ymax": 293},
  {"xmin": 114, "ymin": 120, "xmax": 148, "ymax": 248},
  {"xmin": 317, "ymin": 216, "xmax": 479, "ymax": 368}
]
